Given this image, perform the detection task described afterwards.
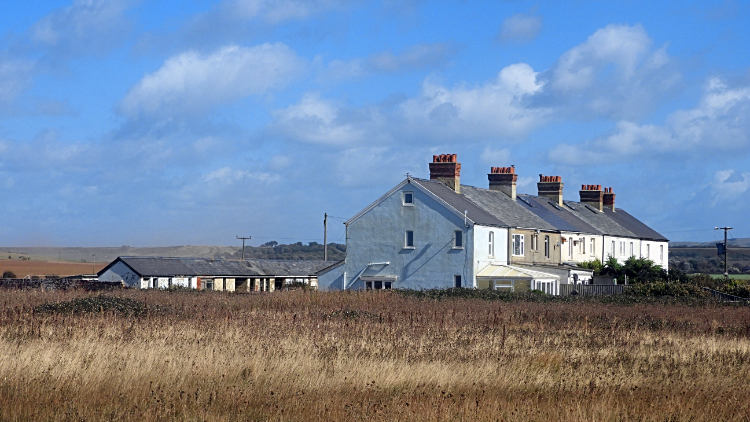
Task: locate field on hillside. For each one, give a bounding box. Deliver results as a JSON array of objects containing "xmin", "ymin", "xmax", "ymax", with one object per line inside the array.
[
  {"xmin": 1, "ymin": 289, "xmax": 749, "ymax": 421},
  {"xmin": 0, "ymin": 259, "xmax": 107, "ymax": 277}
]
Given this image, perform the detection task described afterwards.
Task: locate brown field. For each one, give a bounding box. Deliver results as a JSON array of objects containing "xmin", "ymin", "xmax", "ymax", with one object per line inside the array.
[
  {"xmin": 1, "ymin": 289, "xmax": 749, "ymax": 421},
  {"xmin": 0, "ymin": 259, "xmax": 107, "ymax": 277}
]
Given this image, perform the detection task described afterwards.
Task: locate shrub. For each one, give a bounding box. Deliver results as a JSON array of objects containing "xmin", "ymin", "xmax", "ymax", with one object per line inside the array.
[{"xmin": 2, "ymin": 270, "xmax": 16, "ymax": 278}]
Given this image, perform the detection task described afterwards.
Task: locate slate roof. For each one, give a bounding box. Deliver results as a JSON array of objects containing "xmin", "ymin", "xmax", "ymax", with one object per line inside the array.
[
  {"xmin": 603, "ymin": 208, "xmax": 668, "ymax": 241},
  {"xmin": 413, "ymin": 178, "xmax": 508, "ymax": 227},
  {"xmin": 412, "ymin": 178, "xmax": 667, "ymax": 241},
  {"xmin": 101, "ymin": 257, "xmax": 331, "ymax": 278},
  {"xmin": 518, "ymin": 195, "xmax": 600, "ymax": 234},
  {"xmin": 561, "ymin": 201, "xmax": 639, "ymax": 238},
  {"xmin": 460, "ymin": 186, "xmax": 557, "ymax": 230}
]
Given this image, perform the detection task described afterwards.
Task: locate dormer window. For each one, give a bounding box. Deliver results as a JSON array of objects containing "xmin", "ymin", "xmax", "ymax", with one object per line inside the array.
[{"xmin": 403, "ymin": 191, "xmax": 414, "ymax": 206}]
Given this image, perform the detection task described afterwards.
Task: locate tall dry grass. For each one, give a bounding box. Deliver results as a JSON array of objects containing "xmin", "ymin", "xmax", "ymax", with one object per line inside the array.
[{"xmin": 1, "ymin": 288, "xmax": 749, "ymax": 421}]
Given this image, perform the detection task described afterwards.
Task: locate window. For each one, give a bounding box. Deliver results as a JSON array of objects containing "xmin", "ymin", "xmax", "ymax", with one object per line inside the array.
[
  {"xmin": 405, "ymin": 231, "xmax": 414, "ymax": 248},
  {"xmin": 454, "ymin": 275, "xmax": 462, "ymax": 288},
  {"xmin": 646, "ymin": 244, "xmax": 650, "ymax": 259},
  {"xmin": 512, "ymin": 234, "xmax": 525, "ymax": 256},
  {"xmin": 403, "ymin": 191, "xmax": 414, "ymax": 206},
  {"xmin": 660, "ymin": 245, "xmax": 664, "ymax": 262},
  {"xmin": 531, "ymin": 235, "xmax": 537, "ymax": 251},
  {"xmin": 365, "ymin": 280, "xmax": 393, "ymax": 290},
  {"xmin": 611, "ymin": 241, "xmax": 616, "ymax": 258},
  {"xmin": 630, "ymin": 242, "xmax": 634, "ymax": 257},
  {"xmin": 453, "ymin": 230, "xmax": 463, "ymax": 248},
  {"xmin": 569, "ymin": 237, "xmax": 573, "ymax": 257},
  {"xmin": 580, "ymin": 238, "xmax": 585, "ymax": 255},
  {"xmin": 488, "ymin": 232, "xmax": 494, "ymax": 258},
  {"xmin": 590, "ymin": 238, "xmax": 595, "ymax": 256},
  {"xmin": 544, "ymin": 236, "xmax": 550, "ymax": 258}
]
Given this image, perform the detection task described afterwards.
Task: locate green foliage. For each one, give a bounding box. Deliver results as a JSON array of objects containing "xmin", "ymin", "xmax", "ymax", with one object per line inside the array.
[
  {"xmin": 717, "ymin": 279, "xmax": 750, "ymax": 298},
  {"xmin": 626, "ymin": 282, "xmax": 707, "ymax": 298},
  {"xmin": 2, "ymin": 271, "xmax": 16, "ymax": 278},
  {"xmin": 577, "ymin": 258, "xmax": 603, "ymax": 275}
]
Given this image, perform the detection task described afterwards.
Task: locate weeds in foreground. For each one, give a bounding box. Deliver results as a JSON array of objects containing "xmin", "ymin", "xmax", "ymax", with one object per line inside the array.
[{"xmin": 1, "ymin": 289, "xmax": 749, "ymax": 421}]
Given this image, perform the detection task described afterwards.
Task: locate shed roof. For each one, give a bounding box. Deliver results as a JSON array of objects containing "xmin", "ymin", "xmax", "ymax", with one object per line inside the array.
[
  {"xmin": 100, "ymin": 257, "xmax": 331, "ymax": 278},
  {"xmin": 476, "ymin": 264, "xmax": 560, "ymax": 279}
]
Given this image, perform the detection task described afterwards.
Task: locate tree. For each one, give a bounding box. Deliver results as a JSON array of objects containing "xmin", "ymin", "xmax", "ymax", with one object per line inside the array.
[
  {"xmin": 577, "ymin": 258, "xmax": 603, "ymax": 275},
  {"xmin": 2, "ymin": 271, "xmax": 16, "ymax": 278}
]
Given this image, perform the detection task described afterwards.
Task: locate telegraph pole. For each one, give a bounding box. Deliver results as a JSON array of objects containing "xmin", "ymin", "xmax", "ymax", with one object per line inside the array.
[
  {"xmin": 715, "ymin": 227, "xmax": 732, "ymax": 277},
  {"xmin": 236, "ymin": 236, "xmax": 251, "ymax": 260},
  {"xmin": 323, "ymin": 213, "xmax": 328, "ymax": 261}
]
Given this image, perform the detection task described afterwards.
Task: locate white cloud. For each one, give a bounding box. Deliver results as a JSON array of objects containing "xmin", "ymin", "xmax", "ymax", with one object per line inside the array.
[
  {"xmin": 0, "ymin": 58, "xmax": 35, "ymax": 108},
  {"xmin": 120, "ymin": 43, "xmax": 305, "ymax": 118},
  {"xmin": 30, "ymin": 0, "xmax": 136, "ymax": 55},
  {"xmin": 479, "ymin": 146, "xmax": 511, "ymax": 165},
  {"xmin": 322, "ymin": 43, "xmax": 457, "ymax": 81},
  {"xmin": 271, "ymin": 93, "xmax": 374, "ymax": 145},
  {"xmin": 399, "ymin": 63, "xmax": 548, "ymax": 140},
  {"xmin": 549, "ymin": 77, "xmax": 750, "ymax": 163},
  {"xmin": 498, "ymin": 13, "xmax": 542, "ymax": 43},
  {"xmin": 711, "ymin": 169, "xmax": 750, "ymax": 204},
  {"xmin": 204, "ymin": 166, "xmax": 279, "ymax": 184},
  {"xmin": 540, "ymin": 24, "xmax": 680, "ymax": 120},
  {"xmin": 222, "ymin": 0, "xmax": 344, "ymax": 23}
]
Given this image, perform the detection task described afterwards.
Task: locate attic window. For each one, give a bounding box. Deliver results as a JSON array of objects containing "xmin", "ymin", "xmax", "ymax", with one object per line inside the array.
[
  {"xmin": 518, "ymin": 196, "xmax": 534, "ymax": 207},
  {"xmin": 403, "ymin": 191, "xmax": 414, "ymax": 206},
  {"xmin": 564, "ymin": 202, "xmax": 577, "ymax": 210},
  {"xmin": 549, "ymin": 201, "xmax": 563, "ymax": 211},
  {"xmin": 584, "ymin": 204, "xmax": 600, "ymax": 213}
]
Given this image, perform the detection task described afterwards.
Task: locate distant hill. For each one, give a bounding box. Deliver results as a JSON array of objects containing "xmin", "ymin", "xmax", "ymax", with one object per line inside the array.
[
  {"xmin": 0, "ymin": 242, "xmax": 346, "ymax": 264},
  {"xmin": 670, "ymin": 238, "xmax": 750, "ymax": 248}
]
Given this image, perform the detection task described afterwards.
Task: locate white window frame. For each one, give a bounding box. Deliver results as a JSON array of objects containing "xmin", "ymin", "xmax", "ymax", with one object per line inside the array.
[
  {"xmin": 544, "ymin": 235, "xmax": 550, "ymax": 258},
  {"xmin": 568, "ymin": 237, "xmax": 573, "ymax": 258},
  {"xmin": 590, "ymin": 238, "xmax": 595, "ymax": 256},
  {"xmin": 453, "ymin": 230, "xmax": 464, "ymax": 249},
  {"xmin": 630, "ymin": 242, "xmax": 634, "ymax": 257},
  {"xmin": 646, "ymin": 244, "xmax": 651, "ymax": 259},
  {"xmin": 365, "ymin": 280, "xmax": 393, "ymax": 290},
  {"xmin": 404, "ymin": 231, "xmax": 415, "ymax": 249},
  {"xmin": 660, "ymin": 245, "xmax": 664, "ymax": 262},
  {"xmin": 512, "ymin": 234, "xmax": 525, "ymax": 257},
  {"xmin": 488, "ymin": 231, "xmax": 494, "ymax": 258},
  {"xmin": 611, "ymin": 240, "xmax": 616, "ymax": 258},
  {"xmin": 402, "ymin": 191, "xmax": 414, "ymax": 206}
]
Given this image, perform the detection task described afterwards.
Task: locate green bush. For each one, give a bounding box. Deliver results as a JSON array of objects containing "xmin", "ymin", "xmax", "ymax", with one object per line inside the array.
[{"xmin": 2, "ymin": 271, "xmax": 16, "ymax": 278}]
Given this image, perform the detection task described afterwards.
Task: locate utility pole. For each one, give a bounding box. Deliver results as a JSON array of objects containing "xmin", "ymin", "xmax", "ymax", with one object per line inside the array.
[
  {"xmin": 236, "ymin": 236, "xmax": 251, "ymax": 260},
  {"xmin": 324, "ymin": 213, "xmax": 328, "ymax": 261},
  {"xmin": 715, "ymin": 227, "xmax": 732, "ymax": 277}
]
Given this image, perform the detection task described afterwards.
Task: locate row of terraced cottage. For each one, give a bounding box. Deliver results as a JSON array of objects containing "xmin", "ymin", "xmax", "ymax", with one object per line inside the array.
[
  {"xmin": 317, "ymin": 154, "xmax": 668, "ymax": 295},
  {"xmin": 98, "ymin": 154, "xmax": 668, "ymax": 295}
]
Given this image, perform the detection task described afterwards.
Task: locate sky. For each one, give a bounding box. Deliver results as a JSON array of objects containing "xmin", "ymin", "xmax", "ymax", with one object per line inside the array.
[{"xmin": 1, "ymin": 0, "xmax": 749, "ymax": 247}]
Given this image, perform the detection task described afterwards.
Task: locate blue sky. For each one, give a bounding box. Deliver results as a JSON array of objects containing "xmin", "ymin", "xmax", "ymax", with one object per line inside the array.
[{"xmin": 1, "ymin": 0, "xmax": 749, "ymax": 247}]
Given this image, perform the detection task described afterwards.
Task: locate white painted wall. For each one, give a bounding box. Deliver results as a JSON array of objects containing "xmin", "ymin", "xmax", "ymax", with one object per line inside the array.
[
  {"xmin": 472, "ymin": 225, "xmax": 509, "ymax": 288},
  {"xmin": 98, "ymin": 261, "xmax": 141, "ymax": 287}
]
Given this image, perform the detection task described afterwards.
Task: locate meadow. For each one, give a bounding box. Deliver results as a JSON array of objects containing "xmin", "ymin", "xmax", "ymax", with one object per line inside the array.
[{"xmin": 1, "ymin": 288, "xmax": 749, "ymax": 421}]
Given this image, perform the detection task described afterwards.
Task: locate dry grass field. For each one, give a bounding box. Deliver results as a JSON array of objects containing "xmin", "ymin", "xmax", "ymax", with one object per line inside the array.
[
  {"xmin": 1, "ymin": 289, "xmax": 749, "ymax": 421},
  {"xmin": 0, "ymin": 259, "xmax": 106, "ymax": 277}
]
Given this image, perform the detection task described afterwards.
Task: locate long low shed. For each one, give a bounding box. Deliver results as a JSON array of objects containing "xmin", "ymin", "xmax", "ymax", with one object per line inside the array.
[{"xmin": 97, "ymin": 256, "xmax": 331, "ymax": 291}]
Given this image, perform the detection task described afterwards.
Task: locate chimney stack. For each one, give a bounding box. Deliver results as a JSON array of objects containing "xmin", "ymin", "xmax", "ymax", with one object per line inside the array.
[
  {"xmin": 537, "ymin": 174, "xmax": 564, "ymax": 206},
  {"xmin": 603, "ymin": 187, "xmax": 616, "ymax": 211},
  {"xmin": 579, "ymin": 184, "xmax": 603, "ymax": 212},
  {"xmin": 488, "ymin": 166, "xmax": 517, "ymax": 200},
  {"xmin": 429, "ymin": 154, "xmax": 461, "ymax": 193}
]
